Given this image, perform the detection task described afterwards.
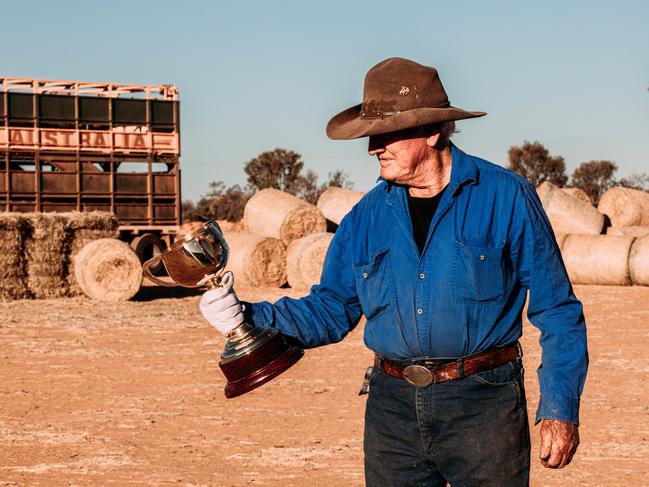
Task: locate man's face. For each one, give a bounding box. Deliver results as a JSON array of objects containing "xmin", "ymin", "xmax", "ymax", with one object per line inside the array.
[{"xmin": 368, "ymin": 127, "xmax": 432, "ymax": 184}]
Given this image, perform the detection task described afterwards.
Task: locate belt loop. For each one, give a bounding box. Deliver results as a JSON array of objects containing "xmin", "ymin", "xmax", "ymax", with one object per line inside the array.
[
  {"xmin": 456, "ymin": 357, "xmax": 465, "ymax": 380},
  {"xmin": 516, "ymin": 342, "xmax": 524, "ymax": 359}
]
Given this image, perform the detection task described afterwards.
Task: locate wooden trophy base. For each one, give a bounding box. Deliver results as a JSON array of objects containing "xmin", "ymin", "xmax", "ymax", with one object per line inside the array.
[{"xmin": 219, "ymin": 325, "xmax": 304, "ymax": 398}]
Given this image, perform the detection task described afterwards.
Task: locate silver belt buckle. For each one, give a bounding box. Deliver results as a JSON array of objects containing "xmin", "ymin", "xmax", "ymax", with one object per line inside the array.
[{"xmin": 403, "ymin": 365, "xmax": 433, "ymax": 387}]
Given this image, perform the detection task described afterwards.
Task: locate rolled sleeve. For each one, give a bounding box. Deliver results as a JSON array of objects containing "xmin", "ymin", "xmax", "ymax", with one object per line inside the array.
[
  {"xmin": 241, "ymin": 216, "xmax": 363, "ymax": 348},
  {"xmin": 511, "ymin": 183, "xmax": 589, "ymax": 425}
]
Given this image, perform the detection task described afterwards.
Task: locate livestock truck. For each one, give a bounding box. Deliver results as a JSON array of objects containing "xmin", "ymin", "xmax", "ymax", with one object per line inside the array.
[{"xmin": 0, "ymin": 76, "xmax": 182, "ymax": 264}]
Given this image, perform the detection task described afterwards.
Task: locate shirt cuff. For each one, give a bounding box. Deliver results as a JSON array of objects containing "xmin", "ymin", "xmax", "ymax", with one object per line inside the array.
[
  {"xmin": 241, "ymin": 300, "xmax": 272, "ymax": 327},
  {"xmin": 535, "ymin": 393, "xmax": 581, "ymax": 425}
]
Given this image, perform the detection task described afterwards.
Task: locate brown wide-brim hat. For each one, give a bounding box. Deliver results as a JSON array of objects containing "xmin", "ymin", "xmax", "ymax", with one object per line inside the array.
[{"xmin": 326, "ymin": 57, "xmax": 486, "ymax": 140}]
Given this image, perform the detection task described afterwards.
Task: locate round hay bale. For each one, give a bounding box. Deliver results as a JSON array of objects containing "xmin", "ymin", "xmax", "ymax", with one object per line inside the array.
[
  {"xmin": 606, "ymin": 226, "xmax": 649, "ymax": 238},
  {"xmin": 287, "ymin": 233, "xmax": 334, "ymax": 290},
  {"xmin": 222, "ymin": 230, "xmax": 287, "ymax": 287},
  {"xmin": 599, "ymin": 187, "xmax": 649, "ymax": 227},
  {"xmin": 562, "ymin": 188, "xmax": 592, "ymax": 205},
  {"xmin": 74, "ymin": 238, "xmax": 142, "ymax": 301},
  {"xmin": 629, "ymin": 235, "xmax": 649, "ymax": 286},
  {"xmin": 554, "ymin": 232, "xmax": 569, "ymax": 251},
  {"xmin": 65, "ymin": 212, "xmax": 120, "ymax": 296},
  {"xmin": 317, "ymin": 187, "xmax": 365, "ymax": 226},
  {"xmin": 216, "ymin": 219, "xmax": 244, "ymax": 233},
  {"xmin": 561, "ymin": 234, "xmax": 634, "ymax": 285},
  {"xmin": 536, "ymin": 182, "xmax": 604, "ymax": 235},
  {"xmin": 243, "ymin": 188, "xmax": 326, "ymax": 244}
]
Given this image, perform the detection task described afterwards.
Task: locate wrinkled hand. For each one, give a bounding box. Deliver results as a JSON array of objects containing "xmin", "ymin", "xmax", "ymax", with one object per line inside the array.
[
  {"xmin": 199, "ymin": 271, "xmax": 244, "ymax": 336},
  {"xmin": 539, "ymin": 419, "xmax": 580, "ymax": 468}
]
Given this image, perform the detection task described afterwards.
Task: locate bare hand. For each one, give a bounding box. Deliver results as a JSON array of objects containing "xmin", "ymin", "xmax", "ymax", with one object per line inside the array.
[{"xmin": 539, "ymin": 419, "xmax": 579, "ymax": 468}]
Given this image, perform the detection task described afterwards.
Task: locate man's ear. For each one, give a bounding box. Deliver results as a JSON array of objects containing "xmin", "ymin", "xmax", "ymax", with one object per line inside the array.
[{"xmin": 426, "ymin": 132, "xmax": 441, "ymax": 148}]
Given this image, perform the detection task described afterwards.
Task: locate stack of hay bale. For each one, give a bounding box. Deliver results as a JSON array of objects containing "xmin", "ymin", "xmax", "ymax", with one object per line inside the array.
[
  {"xmin": 0, "ymin": 215, "xmax": 31, "ymax": 300},
  {"xmin": 0, "ymin": 211, "xmax": 125, "ymax": 300},
  {"xmin": 536, "ymin": 182, "xmax": 649, "ymax": 286},
  {"xmin": 209, "ymin": 187, "xmax": 364, "ymax": 291}
]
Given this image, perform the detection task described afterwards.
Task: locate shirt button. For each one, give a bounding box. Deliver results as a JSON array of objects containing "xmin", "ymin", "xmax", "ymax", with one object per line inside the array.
[
  {"xmin": 479, "ymin": 255, "xmax": 485, "ymax": 261},
  {"xmin": 417, "ymin": 308, "xmax": 423, "ymax": 315},
  {"xmin": 419, "ymin": 273, "xmax": 425, "ymax": 279},
  {"xmin": 362, "ymin": 272, "xmax": 368, "ymax": 278}
]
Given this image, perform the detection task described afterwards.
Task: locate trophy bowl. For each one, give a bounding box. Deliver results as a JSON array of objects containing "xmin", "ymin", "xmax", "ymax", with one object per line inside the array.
[{"xmin": 142, "ymin": 220, "xmax": 304, "ymax": 398}]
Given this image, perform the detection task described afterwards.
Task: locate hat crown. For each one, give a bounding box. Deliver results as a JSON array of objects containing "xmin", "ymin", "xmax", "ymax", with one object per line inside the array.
[{"xmin": 361, "ymin": 57, "xmax": 450, "ymax": 118}]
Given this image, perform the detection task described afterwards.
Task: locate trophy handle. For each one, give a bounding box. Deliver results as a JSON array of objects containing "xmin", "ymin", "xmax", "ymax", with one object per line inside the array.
[
  {"xmin": 142, "ymin": 254, "xmax": 177, "ymax": 287},
  {"xmin": 196, "ymin": 235, "xmax": 218, "ymax": 265}
]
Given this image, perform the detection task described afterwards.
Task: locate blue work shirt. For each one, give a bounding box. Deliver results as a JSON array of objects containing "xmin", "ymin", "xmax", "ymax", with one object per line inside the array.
[{"xmin": 243, "ymin": 144, "xmax": 588, "ymax": 425}]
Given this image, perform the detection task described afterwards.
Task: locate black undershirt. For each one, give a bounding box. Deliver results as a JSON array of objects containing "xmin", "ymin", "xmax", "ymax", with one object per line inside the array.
[{"xmin": 407, "ymin": 186, "xmax": 448, "ymax": 255}]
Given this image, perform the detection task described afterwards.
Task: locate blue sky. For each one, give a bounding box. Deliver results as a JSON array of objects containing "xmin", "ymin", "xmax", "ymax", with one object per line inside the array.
[{"xmin": 4, "ymin": 0, "xmax": 648, "ymax": 201}]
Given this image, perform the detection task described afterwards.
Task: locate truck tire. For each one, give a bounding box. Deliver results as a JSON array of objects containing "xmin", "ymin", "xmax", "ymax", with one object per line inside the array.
[{"xmin": 130, "ymin": 233, "xmax": 166, "ymax": 273}]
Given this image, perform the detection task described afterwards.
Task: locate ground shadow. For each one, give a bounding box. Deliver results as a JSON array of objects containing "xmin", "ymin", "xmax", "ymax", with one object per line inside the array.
[{"xmin": 133, "ymin": 285, "xmax": 203, "ymax": 301}]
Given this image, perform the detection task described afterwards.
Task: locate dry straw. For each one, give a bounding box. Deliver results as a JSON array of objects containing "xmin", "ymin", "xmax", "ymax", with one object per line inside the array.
[
  {"xmin": 25, "ymin": 213, "xmax": 70, "ymax": 298},
  {"xmin": 0, "ymin": 214, "xmax": 30, "ymax": 300},
  {"xmin": 598, "ymin": 187, "xmax": 649, "ymax": 228},
  {"xmin": 286, "ymin": 233, "xmax": 333, "ymax": 290},
  {"xmin": 536, "ymin": 182, "xmax": 604, "ymax": 235},
  {"xmin": 244, "ymin": 189, "xmax": 326, "ymax": 244},
  {"xmin": 74, "ymin": 238, "xmax": 142, "ymax": 301},
  {"xmin": 606, "ymin": 226, "xmax": 649, "ymax": 238},
  {"xmin": 561, "ymin": 234, "xmax": 635, "ymax": 285},
  {"xmin": 223, "ymin": 230, "xmax": 287, "ymax": 287},
  {"xmin": 317, "ymin": 187, "xmax": 365, "ymax": 226},
  {"xmin": 629, "ymin": 235, "xmax": 649, "ymax": 286},
  {"xmin": 562, "ymin": 188, "xmax": 592, "ymax": 205},
  {"xmin": 65, "ymin": 212, "xmax": 119, "ymax": 295},
  {"xmin": 554, "ymin": 233, "xmax": 569, "ymax": 251}
]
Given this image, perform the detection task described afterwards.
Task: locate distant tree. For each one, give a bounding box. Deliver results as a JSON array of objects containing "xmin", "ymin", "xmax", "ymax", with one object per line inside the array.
[
  {"xmin": 297, "ymin": 169, "xmax": 321, "ymax": 205},
  {"xmin": 244, "ymin": 148, "xmax": 304, "ymax": 193},
  {"xmin": 326, "ymin": 169, "xmax": 355, "ymax": 190},
  {"xmin": 569, "ymin": 160, "xmax": 618, "ymax": 205},
  {"xmin": 184, "ymin": 148, "xmax": 355, "ymax": 222},
  {"xmin": 184, "ymin": 182, "xmax": 253, "ymax": 222},
  {"xmin": 508, "ymin": 141, "xmax": 568, "ymax": 187},
  {"xmin": 181, "ymin": 199, "xmax": 203, "ymax": 223},
  {"xmin": 618, "ymin": 172, "xmax": 649, "ymax": 192},
  {"xmin": 299, "ymin": 169, "xmax": 354, "ymax": 205},
  {"xmin": 203, "ymin": 182, "xmax": 253, "ymax": 221}
]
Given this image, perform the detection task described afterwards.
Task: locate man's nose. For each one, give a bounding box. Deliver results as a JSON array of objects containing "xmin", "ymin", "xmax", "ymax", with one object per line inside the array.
[{"xmin": 368, "ymin": 136, "xmax": 385, "ymax": 156}]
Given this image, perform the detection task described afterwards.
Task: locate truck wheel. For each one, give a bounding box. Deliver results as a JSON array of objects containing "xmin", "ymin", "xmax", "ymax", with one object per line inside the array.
[{"xmin": 130, "ymin": 233, "xmax": 166, "ymax": 273}]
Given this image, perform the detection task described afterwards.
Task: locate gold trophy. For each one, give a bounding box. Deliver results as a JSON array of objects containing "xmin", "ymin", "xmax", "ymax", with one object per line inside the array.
[{"xmin": 142, "ymin": 220, "xmax": 304, "ymax": 398}]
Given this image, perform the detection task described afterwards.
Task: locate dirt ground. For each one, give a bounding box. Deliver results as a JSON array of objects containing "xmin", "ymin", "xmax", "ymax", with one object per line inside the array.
[{"xmin": 0, "ymin": 284, "xmax": 648, "ymax": 486}]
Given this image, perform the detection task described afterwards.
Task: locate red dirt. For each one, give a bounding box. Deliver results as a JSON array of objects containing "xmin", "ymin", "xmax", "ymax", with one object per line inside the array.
[{"xmin": 1, "ymin": 284, "xmax": 648, "ymax": 486}]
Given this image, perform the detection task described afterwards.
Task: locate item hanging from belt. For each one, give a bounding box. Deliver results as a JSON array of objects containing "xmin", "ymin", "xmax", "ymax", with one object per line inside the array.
[{"xmin": 375, "ymin": 345, "xmax": 520, "ymax": 388}]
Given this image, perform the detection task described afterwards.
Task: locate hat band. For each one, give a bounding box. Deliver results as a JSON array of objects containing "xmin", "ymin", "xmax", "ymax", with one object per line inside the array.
[{"xmin": 360, "ymin": 110, "xmax": 398, "ymax": 120}]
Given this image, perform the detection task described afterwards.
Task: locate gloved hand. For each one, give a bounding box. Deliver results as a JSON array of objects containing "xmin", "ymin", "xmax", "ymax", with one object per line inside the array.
[{"xmin": 199, "ymin": 271, "xmax": 244, "ymax": 336}]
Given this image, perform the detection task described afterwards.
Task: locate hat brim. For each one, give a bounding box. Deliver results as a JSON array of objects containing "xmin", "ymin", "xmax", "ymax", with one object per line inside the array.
[{"xmin": 326, "ymin": 104, "xmax": 486, "ymax": 140}]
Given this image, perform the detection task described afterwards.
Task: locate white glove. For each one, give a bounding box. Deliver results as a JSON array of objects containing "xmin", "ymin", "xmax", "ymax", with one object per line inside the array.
[{"xmin": 199, "ymin": 271, "xmax": 244, "ymax": 335}]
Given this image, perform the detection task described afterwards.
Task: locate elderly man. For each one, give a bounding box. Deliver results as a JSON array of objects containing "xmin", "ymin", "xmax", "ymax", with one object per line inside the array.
[{"xmin": 200, "ymin": 57, "xmax": 588, "ymax": 486}]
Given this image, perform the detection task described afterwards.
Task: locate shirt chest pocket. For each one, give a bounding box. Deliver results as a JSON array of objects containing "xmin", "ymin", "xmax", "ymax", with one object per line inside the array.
[
  {"xmin": 453, "ymin": 238, "xmax": 507, "ymax": 303},
  {"xmin": 352, "ymin": 248, "xmax": 396, "ymax": 320}
]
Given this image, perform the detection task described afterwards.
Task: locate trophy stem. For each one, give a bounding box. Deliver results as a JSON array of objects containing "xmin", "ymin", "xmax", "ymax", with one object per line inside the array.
[{"xmin": 227, "ymin": 321, "xmax": 253, "ymax": 342}]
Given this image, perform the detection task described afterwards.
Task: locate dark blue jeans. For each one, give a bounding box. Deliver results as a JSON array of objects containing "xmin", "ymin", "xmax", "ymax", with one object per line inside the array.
[{"xmin": 364, "ymin": 359, "xmax": 530, "ymax": 486}]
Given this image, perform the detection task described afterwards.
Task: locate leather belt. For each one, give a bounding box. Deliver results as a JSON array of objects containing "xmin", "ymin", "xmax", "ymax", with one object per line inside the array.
[{"xmin": 376, "ymin": 345, "xmax": 520, "ymax": 388}]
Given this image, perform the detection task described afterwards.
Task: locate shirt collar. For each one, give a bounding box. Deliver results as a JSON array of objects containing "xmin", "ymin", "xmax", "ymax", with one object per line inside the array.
[
  {"xmin": 383, "ymin": 143, "xmax": 479, "ymax": 205},
  {"xmin": 448, "ymin": 142, "xmax": 479, "ymax": 196}
]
